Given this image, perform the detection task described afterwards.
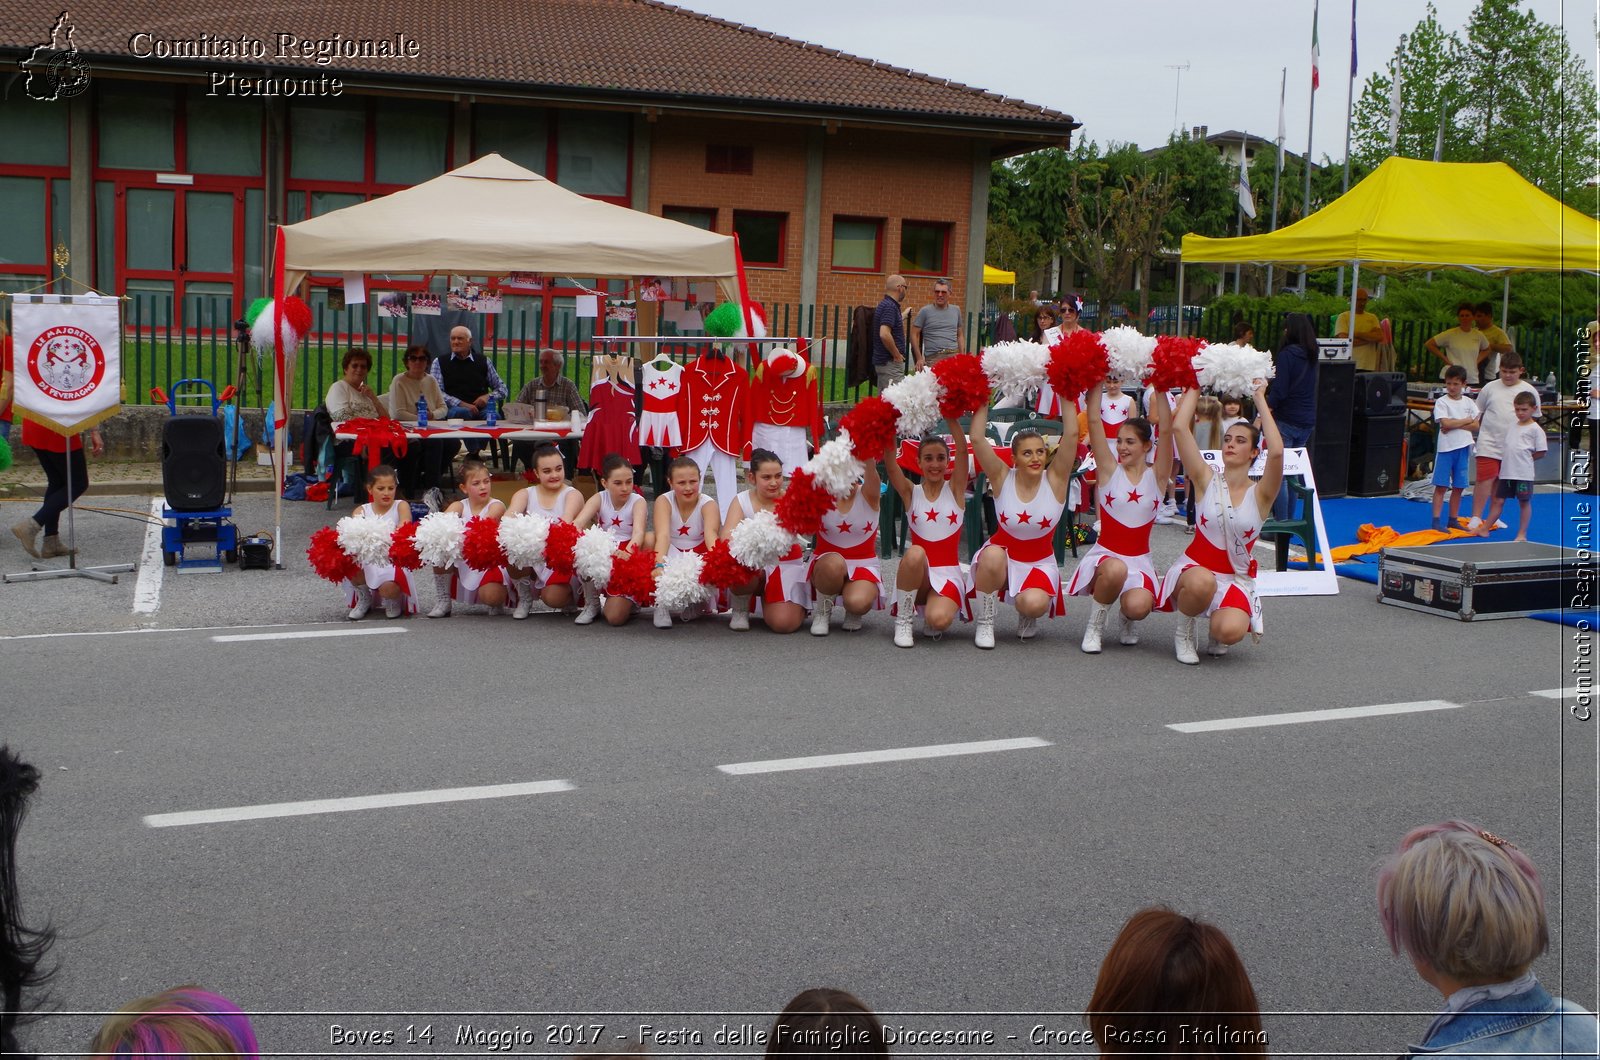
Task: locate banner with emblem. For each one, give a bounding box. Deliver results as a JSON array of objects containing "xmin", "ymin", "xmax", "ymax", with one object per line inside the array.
[{"xmin": 9, "ymin": 293, "xmax": 122, "ymax": 434}]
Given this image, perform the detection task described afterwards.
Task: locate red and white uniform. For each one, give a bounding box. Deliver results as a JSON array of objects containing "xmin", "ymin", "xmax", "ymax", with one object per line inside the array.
[
  {"xmin": 597, "ymin": 489, "xmax": 645, "ymax": 549},
  {"xmin": 639, "ymin": 362, "xmax": 683, "ymax": 447},
  {"xmin": 345, "ymin": 501, "xmax": 416, "ymax": 614},
  {"xmin": 1157, "ymin": 474, "xmax": 1264, "ymax": 632},
  {"xmin": 736, "ymin": 490, "xmax": 810, "ymax": 614},
  {"xmin": 1064, "ymin": 463, "xmax": 1160, "ymax": 599},
  {"xmin": 452, "ymin": 497, "xmax": 509, "ymax": 605},
  {"xmin": 1100, "ymin": 392, "xmax": 1134, "ymax": 430},
  {"xmin": 750, "ymin": 360, "xmax": 824, "ymax": 475},
  {"xmin": 897, "ymin": 481, "xmax": 971, "ymax": 621},
  {"xmin": 528, "ymin": 484, "xmax": 581, "ymax": 594},
  {"xmin": 809, "ymin": 488, "xmax": 883, "ymax": 609},
  {"xmin": 972, "ymin": 473, "xmax": 1067, "ymax": 616},
  {"xmin": 666, "ymin": 494, "xmax": 716, "ymax": 554},
  {"xmin": 678, "ymin": 354, "xmax": 751, "ymax": 458}
]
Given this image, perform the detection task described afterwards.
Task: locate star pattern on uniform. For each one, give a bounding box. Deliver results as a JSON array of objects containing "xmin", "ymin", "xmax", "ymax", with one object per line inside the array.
[
  {"xmin": 945, "ymin": 511, "xmax": 958, "ymax": 524},
  {"xmin": 609, "ymin": 516, "xmax": 623, "ymax": 527},
  {"xmin": 1199, "ymin": 514, "xmax": 1209, "ymax": 527},
  {"xmin": 999, "ymin": 512, "xmax": 1010, "ymax": 525},
  {"xmin": 1016, "ymin": 511, "xmax": 1032, "ymax": 524},
  {"xmin": 837, "ymin": 521, "xmax": 853, "ymax": 534},
  {"xmin": 924, "ymin": 508, "xmax": 938, "ymax": 523},
  {"xmin": 1126, "ymin": 489, "xmax": 1143, "ymax": 504},
  {"xmin": 677, "ymin": 525, "xmax": 691, "ymax": 536},
  {"xmin": 1038, "ymin": 516, "xmax": 1054, "ymax": 530}
]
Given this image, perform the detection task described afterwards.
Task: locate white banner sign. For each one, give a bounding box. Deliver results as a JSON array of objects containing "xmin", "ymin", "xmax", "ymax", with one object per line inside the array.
[
  {"xmin": 11, "ymin": 294, "xmax": 122, "ymax": 433},
  {"xmin": 1200, "ymin": 446, "xmax": 1339, "ymax": 597}
]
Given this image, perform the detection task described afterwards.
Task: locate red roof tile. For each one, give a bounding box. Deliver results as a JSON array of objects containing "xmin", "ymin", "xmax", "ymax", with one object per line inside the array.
[{"xmin": 0, "ymin": 0, "xmax": 1076, "ymax": 134}]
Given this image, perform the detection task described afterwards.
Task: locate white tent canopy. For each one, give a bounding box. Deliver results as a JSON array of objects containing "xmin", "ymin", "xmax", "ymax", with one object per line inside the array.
[{"xmin": 280, "ymin": 153, "xmax": 740, "ymax": 297}]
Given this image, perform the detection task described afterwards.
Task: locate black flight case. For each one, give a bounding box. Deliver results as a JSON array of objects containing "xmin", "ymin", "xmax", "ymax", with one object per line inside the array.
[{"xmin": 1378, "ymin": 541, "xmax": 1587, "ymax": 621}]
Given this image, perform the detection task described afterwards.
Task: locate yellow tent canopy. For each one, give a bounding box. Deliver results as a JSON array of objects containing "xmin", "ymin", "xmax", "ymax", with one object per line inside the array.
[
  {"xmin": 983, "ymin": 264, "xmax": 1016, "ymax": 284},
  {"xmin": 1182, "ymin": 157, "xmax": 1599, "ymax": 274}
]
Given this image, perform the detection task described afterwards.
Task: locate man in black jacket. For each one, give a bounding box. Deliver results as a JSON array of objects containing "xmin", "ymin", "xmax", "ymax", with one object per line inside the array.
[{"xmin": 428, "ymin": 325, "xmax": 508, "ymax": 458}]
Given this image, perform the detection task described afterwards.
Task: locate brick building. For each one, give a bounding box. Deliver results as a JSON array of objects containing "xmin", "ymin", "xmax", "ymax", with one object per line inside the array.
[{"xmin": 1, "ymin": 0, "xmax": 1076, "ymax": 345}]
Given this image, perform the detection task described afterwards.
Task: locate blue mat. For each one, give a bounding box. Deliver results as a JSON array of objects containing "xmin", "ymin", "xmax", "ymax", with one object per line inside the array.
[
  {"xmin": 1315, "ymin": 491, "xmax": 1588, "ymax": 551},
  {"xmin": 1531, "ymin": 610, "xmax": 1599, "ymax": 627}
]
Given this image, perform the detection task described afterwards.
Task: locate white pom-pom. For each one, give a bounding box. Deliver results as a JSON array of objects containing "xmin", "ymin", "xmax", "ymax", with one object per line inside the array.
[
  {"xmin": 1101, "ymin": 325, "xmax": 1157, "ymax": 382},
  {"xmin": 735, "ymin": 303, "xmax": 768, "ymax": 340},
  {"xmin": 981, "ymin": 340, "xmax": 1049, "ymax": 403},
  {"xmin": 414, "ymin": 512, "xmax": 465, "ymax": 569},
  {"xmin": 729, "ymin": 509, "xmax": 795, "ymax": 569},
  {"xmin": 336, "ymin": 513, "xmax": 395, "ymax": 567},
  {"xmin": 1195, "ymin": 343, "xmax": 1275, "ymax": 397},
  {"xmin": 574, "ymin": 526, "xmax": 617, "ymax": 589},
  {"xmin": 250, "ymin": 301, "xmax": 303, "ymax": 356},
  {"xmin": 499, "ymin": 513, "xmax": 550, "ymax": 569},
  {"xmin": 655, "ymin": 551, "xmax": 712, "ymax": 612},
  {"xmin": 883, "ymin": 370, "xmax": 943, "ymax": 438},
  {"xmin": 806, "ymin": 434, "xmax": 866, "ymax": 499}
]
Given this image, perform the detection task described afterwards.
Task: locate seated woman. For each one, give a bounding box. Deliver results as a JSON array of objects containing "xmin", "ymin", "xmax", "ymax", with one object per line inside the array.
[
  {"xmin": 1086, "ymin": 906, "xmax": 1265, "ymax": 1056},
  {"xmin": 387, "ymin": 345, "xmax": 451, "ymax": 499},
  {"xmin": 324, "ymin": 347, "xmax": 396, "ymax": 501},
  {"xmin": 90, "ymin": 987, "xmax": 260, "ymax": 1058},
  {"xmin": 1378, "ymin": 821, "xmax": 1598, "ymax": 1056}
]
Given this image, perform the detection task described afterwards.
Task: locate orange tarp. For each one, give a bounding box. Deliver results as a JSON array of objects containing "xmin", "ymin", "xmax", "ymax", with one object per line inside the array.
[{"xmin": 1324, "ymin": 522, "xmax": 1476, "ymax": 563}]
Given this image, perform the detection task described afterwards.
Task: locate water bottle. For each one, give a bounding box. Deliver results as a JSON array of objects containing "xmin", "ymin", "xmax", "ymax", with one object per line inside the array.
[
  {"xmin": 1546, "ymin": 371, "xmax": 1558, "ymax": 391},
  {"xmin": 415, "ymin": 397, "xmax": 428, "ymax": 428},
  {"xmin": 485, "ymin": 397, "xmax": 498, "ymax": 427}
]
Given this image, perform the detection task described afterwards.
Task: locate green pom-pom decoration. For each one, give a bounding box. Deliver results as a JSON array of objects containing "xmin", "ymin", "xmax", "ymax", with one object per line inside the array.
[
  {"xmin": 244, "ymin": 297, "xmax": 273, "ymax": 327},
  {"xmin": 702, "ymin": 301, "xmax": 743, "ymax": 338},
  {"xmin": 0, "ymin": 435, "xmax": 12, "ymax": 472}
]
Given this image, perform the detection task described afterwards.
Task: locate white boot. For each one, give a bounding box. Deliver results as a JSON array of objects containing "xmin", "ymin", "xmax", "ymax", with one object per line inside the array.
[
  {"xmin": 574, "ymin": 580, "xmax": 601, "ymax": 625},
  {"xmin": 1118, "ymin": 612, "xmax": 1141, "ymax": 645},
  {"xmin": 348, "ymin": 584, "xmax": 373, "ymax": 621},
  {"xmin": 383, "ymin": 594, "xmax": 405, "ymax": 619},
  {"xmin": 1016, "ymin": 613, "xmax": 1038, "ymax": 640},
  {"xmin": 893, "ymin": 589, "xmax": 917, "ymax": 648},
  {"xmin": 512, "ymin": 577, "xmax": 535, "ymax": 620},
  {"xmin": 427, "ymin": 572, "xmax": 453, "ymax": 618},
  {"xmin": 1080, "ymin": 601, "xmax": 1110, "ymax": 654},
  {"xmin": 810, "ymin": 595, "xmax": 833, "ymax": 636},
  {"xmin": 653, "ymin": 603, "xmax": 673, "ymax": 629},
  {"xmin": 974, "ymin": 590, "xmax": 999, "ymax": 649},
  {"xmin": 1205, "ymin": 624, "xmax": 1230, "ymax": 656},
  {"xmin": 1174, "ymin": 615, "xmax": 1200, "ymax": 665},
  {"xmin": 728, "ymin": 593, "xmax": 752, "ymax": 631},
  {"xmin": 840, "ymin": 610, "xmax": 864, "ymax": 631}
]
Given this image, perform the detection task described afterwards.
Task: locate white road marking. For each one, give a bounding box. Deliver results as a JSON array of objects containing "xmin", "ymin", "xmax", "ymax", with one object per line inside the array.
[
  {"xmin": 1169, "ymin": 699, "xmax": 1463, "ymax": 734},
  {"xmin": 211, "ymin": 627, "xmax": 406, "ymax": 643},
  {"xmin": 143, "ymin": 780, "xmax": 574, "ymax": 828},
  {"xmin": 1530, "ymin": 688, "xmax": 1581, "ymax": 700},
  {"xmin": 717, "ymin": 737, "xmax": 1052, "ymax": 776},
  {"xmin": 132, "ymin": 498, "xmax": 165, "ymax": 615},
  {"xmin": 0, "ymin": 622, "xmax": 328, "ymax": 642}
]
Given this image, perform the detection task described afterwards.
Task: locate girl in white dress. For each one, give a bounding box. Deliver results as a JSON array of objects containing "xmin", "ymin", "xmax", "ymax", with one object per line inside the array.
[
  {"xmin": 505, "ymin": 444, "xmax": 585, "ymax": 618},
  {"xmin": 345, "ymin": 464, "xmax": 415, "ymax": 620},
  {"xmin": 573, "ymin": 454, "xmax": 651, "ymax": 626},
  {"xmin": 1066, "ymin": 383, "xmax": 1172, "ymax": 652},
  {"xmin": 429, "ymin": 458, "xmax": 508, "ymax": 618},
  {"xmin": 807, "ymin": 462, "xmax": 882, "ymax": 636},
  {"xmin": 651, "ymin": 455, "xmax": 722, "ymax": 627},
  {"xmin": 881, "ymin": 417, "xmax": 971, "ymax": 648},
  {"xmin": 722, "ymin": 449, "xmax": 807, "ymax": 634},
  {"xmin": 1157, "ymin": 383, "xmax": 1283, "ymax": 664}
]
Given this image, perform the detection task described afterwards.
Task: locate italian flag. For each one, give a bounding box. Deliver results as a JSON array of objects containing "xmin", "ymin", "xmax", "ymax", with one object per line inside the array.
[{"xmin": 1311, "ymin": 0, "xmax": 1321, "ymax": 90}]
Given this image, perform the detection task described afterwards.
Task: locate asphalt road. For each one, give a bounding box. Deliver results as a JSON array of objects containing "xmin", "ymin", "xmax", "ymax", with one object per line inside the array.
[{"xmin": 1, "ymin": 491, "xmax": 1592, "ymax": 1058}]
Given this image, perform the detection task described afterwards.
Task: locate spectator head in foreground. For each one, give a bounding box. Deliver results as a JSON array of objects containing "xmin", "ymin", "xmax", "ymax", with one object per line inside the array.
[
  {"xmin": 1086, "ymin": 906, "xmax": 1264, "ymax": 1056},
  {"xmin": 766, "ymin": 987, "xmax": 888, "ymax": 1058},
  {"xmin": 90, "ymin": 987, "xmax": 259, "ymax": 1059},
  {"xmin": 1, "ymin": 746, "xmax": 52, "ymax": 1060}
]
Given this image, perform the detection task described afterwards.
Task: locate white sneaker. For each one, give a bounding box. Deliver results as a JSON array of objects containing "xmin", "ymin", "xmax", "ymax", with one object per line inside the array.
[
  {"xmin": 1466, "ymin": 516, "xmax": 1483, "ymax": 531},
  {"xmin": 840, "ymin": 612, "xmax": 863, "ymax": 632},
  {"xmin": 1017, "ymin": 614, "xmax": 1038, "ymax": 640},
  {"xmin": 653, "ymin": 603, "xmax": 673, "ymax": 629},
  {"xmin": 973, "ymin": 590, "xmax": 998, "ymax": 649},
  {"xmin": 1155, "ymin": 501, "xmax": 1180, "ymax": 525},
  {"xmin": 1118, "ymin": 613, "xmax": 1140, "ymax": 645},
  {"xmin": 384, "ymin": 596, "xmax": 404, "ymax": 619},
  {"xmin": 348, "ymin": 586, "xmax": 373, "ymax": 621},
  {"xmin": 810, "ymin": 600, "xmax": 832, "ymax": 636},
  {"xmin": 729, "ymin": 593, "xmax": 751, "ymax": 631},
  {"xmin": 512, "ymin": 577, "xmax": 534, "ymax": 620},
  {"xmin": 427, "ymin": 598, "xmax": 452, "ymax": 618}
]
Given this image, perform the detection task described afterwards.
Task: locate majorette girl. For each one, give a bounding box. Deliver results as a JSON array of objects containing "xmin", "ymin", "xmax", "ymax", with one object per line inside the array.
[
  {"xmin": 721, "ymin": 448, "xmax": 809, "ymax": 634},
  {"xmin": 504, "ymin": 443, "xmax": 584, "ymax": 619},
  {"xmin": 969, "ymin": 401, "xmax": 1080, "ymax": 648},
  {"xmin": 429, "ymin": 458, "xmax": 508, "ymax": 618},
  {"xmin": 650, "ymin": 454, "xmax": 722, "ymax": 628},
  {"xmin": 573, "ymin": 454, "xmax": 651, "ymax": 627},
  {"xmin": 345, "ymin": 464, "xmax": 415, "ymax": 620},
  {"xmin": 881, "ymin": 416, "xmax": 971, "ymax": 648},
  {"xmin": 1065, "ymin": 382, "xmax": 1172, "ymax": 653},
  {"xmin": 1157, "ymin": 383, "xmax": 1283, "ymax": 664},
  {"xmin": 806, "ymin": 460, "xmax": 882, "ymax": 636}
]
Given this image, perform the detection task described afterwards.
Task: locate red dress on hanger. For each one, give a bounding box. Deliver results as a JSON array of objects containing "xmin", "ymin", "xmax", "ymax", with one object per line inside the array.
[{"xmin": 577, "ymin": 368, "xmax": 641, "ymax": 470}]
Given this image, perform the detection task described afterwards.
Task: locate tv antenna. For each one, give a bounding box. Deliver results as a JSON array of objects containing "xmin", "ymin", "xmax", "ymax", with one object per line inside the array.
[{"xmin": 1166, "ymin": 62, "xmax": 1190, "ymax": 134}]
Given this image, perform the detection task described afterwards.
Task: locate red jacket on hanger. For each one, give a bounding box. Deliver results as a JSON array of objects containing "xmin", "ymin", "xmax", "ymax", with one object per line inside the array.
[
  {"xmin": 750, "ymin": 359, "xmax": 824, "ymax": 444},
  {"xmin": 677, "ymin": 352, "xmax": 751, "ymax": 458}
]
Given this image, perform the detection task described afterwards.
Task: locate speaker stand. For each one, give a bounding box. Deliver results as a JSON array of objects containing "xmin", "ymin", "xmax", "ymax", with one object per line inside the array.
[{"xmin": 5, "ymin": 442, "xmax": 135, "ymax": 585}]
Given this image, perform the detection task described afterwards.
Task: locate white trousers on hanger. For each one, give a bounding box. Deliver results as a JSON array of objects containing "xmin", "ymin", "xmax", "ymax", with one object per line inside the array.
[{"xmin": 687, "ymin": 439, "xmax": 739, "ymax": 518}]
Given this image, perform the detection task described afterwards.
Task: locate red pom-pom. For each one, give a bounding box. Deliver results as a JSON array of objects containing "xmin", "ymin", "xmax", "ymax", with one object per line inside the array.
[
  {"xmin": 839, "ymin": 396, "xmax": 898, "ymax": 461},
  {"xmin": 607, "ymin": 546, "xmax": 658, "ymax": 605},
  {"xmin": 544, "ymin": 520, "xmax": 579, "ymax": 578},
  {"xmin": 1148, "ymin": 336, "xmax": 1203, "ymax": 392},
  {"xmin": 931, "ymin": 353, "xmax": 989, "ymax": 419},
  {"xmin": 774, "ymin": 469, "xmax": 837, "ymax": 536},
  {"xmin": 701, "ymin": 538, "xmax": 758, "ymax": 591},
  {"xmin": 388, "ymin": 521, "xmax": 423, "ymax": 570},
  {"xmin": 308, "ymin": 525, "xmax": 359, "ymax": 584},
  {"xmin": 1047, "ymin": 330, "xmax": 1110, "ymax": 402},
  {"xmin": 280, "ymin": 295, "xmax": 313, "ymax": 338},
  {"xmin": 462, "ymin": 516, "xmax": 507, "ymax": 571}
]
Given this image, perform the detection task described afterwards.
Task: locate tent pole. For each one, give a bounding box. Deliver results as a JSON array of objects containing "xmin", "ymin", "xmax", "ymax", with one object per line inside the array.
[
  {"xmin": 1176, "ymin": 260, "xmax": 1186, "ymax": 338},
  {"xmin": 1501, "ymin": 274, "xmax": 1510, "ymax": 332},
  {"xmin": 1346, "ymin": 262, "xmax": 1360, "ymax": 364}
]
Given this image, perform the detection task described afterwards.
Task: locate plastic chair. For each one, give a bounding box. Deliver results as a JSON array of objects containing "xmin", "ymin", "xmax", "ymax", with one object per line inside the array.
[
  {"xmin": 878, "ymin": 469, "xmax": 908, "ymax": 557},
  {"xmin": 1262, "ymin": 476, "xmax": 1318, "ymax": 571},
  {"xmin": 1009, "ymin": 417, "xmax": 1065, "ymax": 439},
  {"xmin": 987, "ymin": 407, "xmax": 1030, "ymax": 425}
]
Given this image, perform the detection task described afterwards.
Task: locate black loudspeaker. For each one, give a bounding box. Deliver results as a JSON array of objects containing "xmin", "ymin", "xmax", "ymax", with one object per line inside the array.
[
  {"xmin": 161, "ymin": 416, "xmax": 227, "ymax": 511},
  {"xmin": 1349, "ymin": 413, "xmax": 1406, "ymax": 496},
  {"xmin": 1354, "ymin": 371, "xmax": 1408, "ymax": 416},
  {"xmin": 1312, "ymin": 361, "xmax": 1355, "ymax": 497}
]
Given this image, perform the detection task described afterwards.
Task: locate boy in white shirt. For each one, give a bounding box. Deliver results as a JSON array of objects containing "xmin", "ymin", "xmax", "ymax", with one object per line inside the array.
[
  {"xmin": 1469, "ymin": 352, "xmax": 1541, "ymax": 529},
  {"xmin": 1431, "ymin": 365, "xmax": 1479, "ymax": 531},
  {"xmin": 1474, "ymin": 392, "xmax": 1546, "ymax": 542}
]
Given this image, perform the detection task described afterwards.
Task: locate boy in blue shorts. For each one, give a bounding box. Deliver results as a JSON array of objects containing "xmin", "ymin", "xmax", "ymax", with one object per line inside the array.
[{"xmin": 1431, "ymin": 365, "xmax": 1479, "ymax": 531}]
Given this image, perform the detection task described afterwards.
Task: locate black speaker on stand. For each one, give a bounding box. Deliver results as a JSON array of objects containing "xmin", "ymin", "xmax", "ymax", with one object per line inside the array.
[
  {"xmin": 1349, "ymin": 413, "xmax": 1406, "ymax": 496},
  {"xmin": 161, "ymin": 417, "xmax": 227, "ymax": 511},
  {"xmin": 1312, "ymin": 361, "xmax": 1355, "ymax": 499}
]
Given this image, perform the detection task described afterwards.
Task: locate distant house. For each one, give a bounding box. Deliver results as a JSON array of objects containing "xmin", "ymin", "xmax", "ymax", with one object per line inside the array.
[
  {"xmin": 0, "ymin": 0, "xmax": 1077, "ymax": 342},
  {"xmin": 1144, "ymin": 125, "xmax": 1314, "ymax": 170}
]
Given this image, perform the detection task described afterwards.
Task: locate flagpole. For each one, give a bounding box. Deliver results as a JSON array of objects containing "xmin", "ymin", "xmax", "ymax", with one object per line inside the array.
[
  {"xmin": 1388, "ymin": 36, "xmax": 1405, "ymax": 154},
  {"xmin": 1268, "ymin": 67, "xmax": 1286, "ymax": 294},
  {"xmin": 1234, "ymin": 134, "xmax": 1247, "ymax": 294},
  {"xmin": 1337, "ymin": 0, "xmax": 1356, "ymax": 298},
  {"xmin": 1300, "ymin": 0, "xmax": 1319, "ymax": 295}
]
